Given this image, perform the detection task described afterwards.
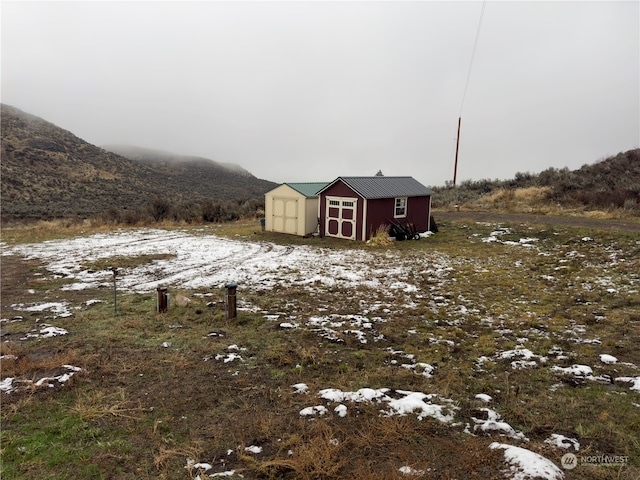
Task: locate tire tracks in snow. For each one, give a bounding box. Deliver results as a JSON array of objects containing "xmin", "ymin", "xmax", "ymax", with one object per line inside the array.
[{"xmin": 123, "ymin": 238, "xmax": 295, "ymax": 291}]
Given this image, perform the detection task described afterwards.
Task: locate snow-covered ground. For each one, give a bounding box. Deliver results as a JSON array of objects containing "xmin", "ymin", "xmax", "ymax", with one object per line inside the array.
[
  {"xmin": 2, "ymin": 227, "xmax": 639, "ymax": 479},
  {"xmin": 2, "ymin": 228, "xmax": 450, "ymax": 294}
]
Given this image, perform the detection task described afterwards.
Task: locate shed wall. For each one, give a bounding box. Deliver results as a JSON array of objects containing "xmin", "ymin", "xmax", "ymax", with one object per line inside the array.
[
  {"xmin": 319, "ymin": 181, "xmax": 364, "ymax": 240},
  {"xmin": 366, "ymin": 196, "xmax": 431, "ymax": 239},
  {"xmin": 264, "ymin": 184, "xmax": 318, "ymax": 236}
]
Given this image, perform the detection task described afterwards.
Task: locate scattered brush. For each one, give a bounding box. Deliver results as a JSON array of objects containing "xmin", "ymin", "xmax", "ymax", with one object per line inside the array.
[{"xmin": 367, "ymin": 223, "xmax": 393, "ymax": 247}]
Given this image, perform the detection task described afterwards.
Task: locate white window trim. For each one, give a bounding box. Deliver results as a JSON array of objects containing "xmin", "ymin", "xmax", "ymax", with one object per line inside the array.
[{"xmin": 394, "ymin": 197, "xmax": 408, "ymax": 218}]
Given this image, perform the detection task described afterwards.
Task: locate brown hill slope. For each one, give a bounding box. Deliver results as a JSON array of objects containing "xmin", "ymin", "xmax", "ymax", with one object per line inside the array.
[
  {"xmin": 432, "ymin": 148, "xmax": 640, "ymax": 216},
  {"xmin": 1, "ymin": 105, "xmax": 276, "ymax": 220}
]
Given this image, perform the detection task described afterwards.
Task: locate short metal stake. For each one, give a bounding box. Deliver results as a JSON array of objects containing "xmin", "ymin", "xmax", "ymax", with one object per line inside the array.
[
  {"xmin": 225, "ymin": 283, "xmax": 237, "ymax": 320},
  {"xmin": 110, "ymin": 267, "xmax": 118, "ymax": 314}
]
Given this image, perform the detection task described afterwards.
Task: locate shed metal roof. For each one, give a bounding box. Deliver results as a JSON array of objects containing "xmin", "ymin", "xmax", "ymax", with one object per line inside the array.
[
  {"xmin": 322, "ymin": 176, "xmax": 432, "ymax": 199},
  {"xmin": 285, "ymin": 182, "xmax": 331, "ymax": 198}
]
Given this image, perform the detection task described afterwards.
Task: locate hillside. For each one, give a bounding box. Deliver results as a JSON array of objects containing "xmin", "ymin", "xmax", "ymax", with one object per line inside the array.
[
  {"xmin": 0, "ymin": 104, "xmax": 276, "ymax": 221},
  {"xmin": 432, "ymin": 148, "xmax": 640, "ymax": 217}
]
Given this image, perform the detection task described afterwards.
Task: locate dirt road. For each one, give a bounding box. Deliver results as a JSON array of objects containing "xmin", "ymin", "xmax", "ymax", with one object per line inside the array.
[{"xmin": 433, "ymin": 211, "xmax": 640, "ymax": 233}]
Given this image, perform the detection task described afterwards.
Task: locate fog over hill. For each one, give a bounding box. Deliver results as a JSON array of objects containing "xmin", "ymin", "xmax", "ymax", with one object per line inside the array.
[
  {"xmin": 0, "ymin": 104, "xmax": 276, "ymax": 221},
  {"xmin": 102, "ymin": 145, "xmax": 252, "ymax": 176}
]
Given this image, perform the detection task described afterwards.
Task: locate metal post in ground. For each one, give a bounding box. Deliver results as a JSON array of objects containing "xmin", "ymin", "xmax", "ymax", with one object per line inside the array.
[
  {"xmin": 110, "ymin": 267, "xmax": 118, "ymax": 314},
  {"xmin": 225, "ymin": 283, "xmax": 237, "ymax": 320},
  {"xmin": 157, "ymin": 287, "xmax": 168, "ymax": 313}
]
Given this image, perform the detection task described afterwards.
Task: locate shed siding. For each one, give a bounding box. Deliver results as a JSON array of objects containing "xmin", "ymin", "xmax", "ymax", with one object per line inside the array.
[
  {"xmin": 365, "ymin": 198, "xmax": 396, "ymax": 239},
  {"xmin": 319, "ymin": 181, "xmax": 364, "ymax": 240},
  {"xmin": 265, "ymin": 184, "xmax": 319, "ymax": 236},
  {"xmin": 304, "ymin": 196, "xmax": 319, "ymax": 235},
  {"xmin": 366, "ymin": 196, "xmax": 430, "ymax": 237}
]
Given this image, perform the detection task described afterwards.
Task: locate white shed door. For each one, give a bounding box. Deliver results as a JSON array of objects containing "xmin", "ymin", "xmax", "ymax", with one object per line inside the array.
[
  {"xmin": 272, "ymin": 197, "xmax": 298, "ymax": 234},
  {"xmin": 325, "ymin": 196, "xmax": 357, "ymax": 240}
]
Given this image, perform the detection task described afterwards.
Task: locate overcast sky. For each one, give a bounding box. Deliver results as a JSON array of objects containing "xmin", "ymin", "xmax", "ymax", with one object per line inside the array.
[{"xmin": 2, "ymin": 1, "xmax": 638, "ymax": 186}]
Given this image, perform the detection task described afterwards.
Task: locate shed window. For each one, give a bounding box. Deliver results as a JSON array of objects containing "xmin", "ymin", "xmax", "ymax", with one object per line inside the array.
[
  {"xmin": 394, "ymin": 197, "xmax": 407, "ymax": 218},
  {"xmin": 342, "ymin": 201, "xmax": 354, "ymax": 207},
  {"xmin": 329, "ymin": 200, "xmax": 340, "ymax": 206}
]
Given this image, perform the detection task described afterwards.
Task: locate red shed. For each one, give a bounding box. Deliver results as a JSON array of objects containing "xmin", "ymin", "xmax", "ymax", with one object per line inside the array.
[{"xmin": 317, "ymin": 176, "xmax": 433, "ymax": 241}]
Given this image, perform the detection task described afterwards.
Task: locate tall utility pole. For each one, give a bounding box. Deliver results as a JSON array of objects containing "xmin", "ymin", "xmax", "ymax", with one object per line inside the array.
[{"xmin": 453, "ymin": 117, "xmax": 461, "ymax": 187}]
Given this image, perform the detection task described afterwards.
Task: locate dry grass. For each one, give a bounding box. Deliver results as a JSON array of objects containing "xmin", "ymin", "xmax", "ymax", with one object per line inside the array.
[
  {"xmin": 70, "ymin": 388, "xmax": 143, "ymax": 421},
  {"xmin": 245, "ymin": 422, "xmax": 347, "ymax": 480},
  {"xmin": 476, "ymin": 186, "xmax": 555, "ymax": 213},
  {"xmin": 1, "ymin": 219, "xmax": 639, "ymax": 479},
  {"xmin": 0, "ymin": 349, "xmax": 81, "ymax": 377},
  {"xmin": 155, "ymin": 442, "xmax": 206, "ymax": 473},
  {"xmin": 367, "ymin": 223, "xmax": 394, "ymax": 247}
]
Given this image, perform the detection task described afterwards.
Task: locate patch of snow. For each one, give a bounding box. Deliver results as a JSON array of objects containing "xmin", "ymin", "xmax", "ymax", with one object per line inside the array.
[
  {"xmin": 219, "ymin": 353, "xmax": 242, "ymax": 363},
  {"xmin": 0, "ymin": 377, "xmax": 15, "ymax": 394},
  {"xmin": 400, "ymin": 362, "xmax": 435, "ymax": 378},
  {"xmin": 551, "ymin": 365, "xmax": 592, "ymax": 376},
  {"xmin": 11, "ymin": 302, "xmax": 73, "ymax": 318},
  {"xmin": 544, "ymin": 434, "xmax": 580, "ymax": 451},
  {"xmin": 334, "ymin": 404, "xmax": 347, "ymax": 417},
  {"xmin": 599, "ymin": 354, "xmax": 618, "ymax": 364},
  {"xmin": 34, "ymin": 325, "xmax": 69, "ymax": 338},
  {"xmin": 511, "ymin": 360, "xmax": 539, "ymax": 370},
  {"xmin": 497, "ymin": 346, "xmax": 547, "ymax": 369},
  {"xmin": 498, "ymin": 346, "xmax": 538, "ymax": 361},
  {"xmin": 475, "ymin": 393, "xmax": 492, "ymax": 403},
  {"xmin": 382, "ymin": 391, "xmax": 455, "ymax": 423},
  {"xmin": 319, "ymin": 387, "xmax": 389, "ymax": 403},
  {"xmin": 279, "ymin": 322, "xmax": 298, "ymax": 329},
  {"xmin": 472, "ymin": 408, "xmax": 528, "ymax": 441},
  {"xmin": 0, "ymin": 316, "xmax": 24, "ymax": 323},
  {"xmin": 299, "ymin": 405, "xmax": 328, "ymax": 416},
  {"xmin": 615, "ymin": 376, "xmax": 640, "ymax": 392},
  {"xmin": 11, "ymin": 365, "xmax": 84, "ymax": 392},
  {"xmin": 291, "ymin": 383, "xmax": 309, "ymax": 394},
  {"xmin": 547, "ymin": 346, "xmax": 569, "ymax": 360},
  {"xmin": 316, "ymin": 387, "xmax": 456, "ymax": 423},
  {"xmin": 244, "ymin": 445, "xmax": 262, "ymax": 454},
  {"xmin": 209, "ymin": 470, "xmax": 237, "ymax": 477},
  {"xmin": 399, "ymin": 465, "xmax": 425, "ymax": 476},
  {"xmin": 490, "ymin": 443, "xmax": 564, "ymax": 480}
]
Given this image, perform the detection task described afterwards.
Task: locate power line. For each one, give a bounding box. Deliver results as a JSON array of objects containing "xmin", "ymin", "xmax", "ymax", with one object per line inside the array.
[
  {"xmin": 453, "ymin": 1, "xmax": 486, "ymax": 188},
  {"xmin": 459, "ymin": 0, "xmax": 486, "ymax": 117}
]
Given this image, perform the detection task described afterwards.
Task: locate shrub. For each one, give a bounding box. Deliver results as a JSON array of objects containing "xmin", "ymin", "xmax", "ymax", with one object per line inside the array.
[
  {"xmin": 149, "ymin": 196, "xmax": 172, "ymax": 222},
  {"xmin": 367, "ymin": 224, "xmax": 393, "ymax": 247}
]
